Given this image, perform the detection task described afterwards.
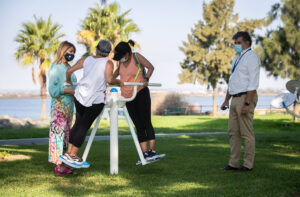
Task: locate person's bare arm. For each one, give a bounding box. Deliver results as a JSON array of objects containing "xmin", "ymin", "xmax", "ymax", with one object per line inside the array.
[
  {"xmin": 136, "ymin": 53, "xmax": 154, "ymax": 80},
  {"xmin": 112, "ymin": 61, "xmax": 120, "ymax": 78},
  {"xmin": 66, "ymin": 57, "xmax": 87, "ymax": 84},
  {"xmin": 64, "ymin": 89, "xmax": 75, "ymax": 95},
  {"xmin": 105, "ymin": 60, "xmax": 121, "ymax": 85},
  {"xmin": 221, "ymin": 90, "xmax": 231, "ymax": 110},
  {"xmin": 224, "ymin": 91, "xmax": 231, "ymax": 103}
]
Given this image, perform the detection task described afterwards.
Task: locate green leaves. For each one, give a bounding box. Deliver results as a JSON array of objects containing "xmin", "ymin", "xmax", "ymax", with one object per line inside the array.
[
  {"xmin": 179, "ymin": 0, "xmax": 265, "ymax": 88},
  {"xmin": 21, "ymin": 55, "xmax": 35, "ymax": 66},
  {"xmin": 14, "ymin": 15, "xmax": 64, "ymax": 92},
  {"xmin": 260, "ymin": 0, "xmax": 300, "ymax": 80},
  {"xmin": 78, "ymin": 2, "xmax": 140, "ymax": 55},
  {"xmin": 15, "ymin": 16, "xmax": 64, "ymax": 67}
]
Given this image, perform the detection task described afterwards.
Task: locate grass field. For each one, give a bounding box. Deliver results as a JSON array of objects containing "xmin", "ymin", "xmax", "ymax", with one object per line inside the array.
[
  {"xmin": 0, "ymin": 114, "xmax": 299, "ymax": 139},
  {"xmin": 0, "ymin": 114, "xmax": 300, "ymax": 196},
  {"xmin": 0, "ymin": 131, "xmax": 300, "ymax": 196}
]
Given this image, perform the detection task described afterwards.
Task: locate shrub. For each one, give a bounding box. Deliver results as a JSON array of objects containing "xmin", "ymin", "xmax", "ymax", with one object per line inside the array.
[{"xmin": 151, "ymin": 93, "xmax": 188, "ymax": 115}]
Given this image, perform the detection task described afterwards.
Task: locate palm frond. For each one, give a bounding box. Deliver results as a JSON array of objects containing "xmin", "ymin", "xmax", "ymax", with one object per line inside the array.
[{"xmin": 78, "ymin": 2, "xmax": 140, "ymax": 55}]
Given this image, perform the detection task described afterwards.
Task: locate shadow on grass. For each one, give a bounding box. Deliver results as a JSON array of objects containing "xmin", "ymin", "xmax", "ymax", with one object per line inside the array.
[
  {"xmin": 1, "ymin": 115, "xmax": 300, "ymax": 140},
  {"xmin": 1, "ymin": 132, "xmax": 300, "ymax": 196}
]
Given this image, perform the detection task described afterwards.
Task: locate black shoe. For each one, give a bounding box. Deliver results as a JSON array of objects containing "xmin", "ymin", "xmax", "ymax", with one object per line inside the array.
[
  {"xmin": 143, "ymin": 152, "xmax": 149, "ymax": 159},
  {"xmin": 146, "ymin": 150, "xmax": 158, "ymax": 161},
  {"xmin": 238, "ymin": 166, "xmax": 253, "ymax": 172},
  {"xmin": 220, "ymin": 165, "xmax": 239, "ymax": 171},
  {"xmin": 148, "ymin": 149, "xmax": 157, "ymax": 157},
  {"xmin": 136, "ymin": 152, "xmax": 149, "ymax": 166}
]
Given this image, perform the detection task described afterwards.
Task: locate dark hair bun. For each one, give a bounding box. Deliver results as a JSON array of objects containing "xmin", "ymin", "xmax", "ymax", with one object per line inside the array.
[{"xmin": 128, "ymin": 40, "xmax": 135, "ymax": 47}]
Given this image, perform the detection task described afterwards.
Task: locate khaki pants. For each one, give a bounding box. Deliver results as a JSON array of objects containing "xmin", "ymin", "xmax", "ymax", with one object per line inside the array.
[{"xmin": 228, "ymin": 93, "xmax": 258, "ymax": 169}]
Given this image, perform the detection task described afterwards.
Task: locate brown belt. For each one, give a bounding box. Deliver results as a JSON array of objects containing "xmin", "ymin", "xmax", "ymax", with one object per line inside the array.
[{"xmin": 231, "ymin": 92, "xmax": 247, "ymax": 97}]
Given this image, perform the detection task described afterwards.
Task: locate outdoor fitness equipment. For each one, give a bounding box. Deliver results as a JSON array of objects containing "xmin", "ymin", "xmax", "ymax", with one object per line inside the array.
[
  {"xmin": 271, "ymin": 80, "xmax": 300, "ymax": 118},
  {"xmin": 82, "ymin": 82, "xmax": 165, "ymax": 175}
]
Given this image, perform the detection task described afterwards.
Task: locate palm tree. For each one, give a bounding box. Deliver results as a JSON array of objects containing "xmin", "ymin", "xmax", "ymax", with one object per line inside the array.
[
  {"xmin": 15, "ymin": 16, "xmax": 64, "ymax": 119},
  {"xmin": 78, "ymin": 2, "xmax": 140, "ymax": 56},
  {"xmin": 100, "ymin": 0, "xmax": 108, "ymax": 5}
]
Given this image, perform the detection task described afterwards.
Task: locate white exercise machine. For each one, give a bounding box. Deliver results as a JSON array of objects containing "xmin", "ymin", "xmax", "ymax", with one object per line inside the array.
[
  {"xmin": 271, "ymin": 80, "xmax": 300, "ymax": 118},
  {"xmin": 82, "ymin": 82, "xmax": 165, "ymax": 175}
]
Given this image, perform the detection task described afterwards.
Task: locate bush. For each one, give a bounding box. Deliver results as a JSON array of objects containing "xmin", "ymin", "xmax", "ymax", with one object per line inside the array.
[{"xmin": 151, "ymin": 93, "xmax": 188, "ymax": 115}]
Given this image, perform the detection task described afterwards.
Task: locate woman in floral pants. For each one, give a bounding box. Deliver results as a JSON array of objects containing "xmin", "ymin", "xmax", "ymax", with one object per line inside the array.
[{"xmin": 48, "ymin": 41, "xmax": 77, "ymax": 175}]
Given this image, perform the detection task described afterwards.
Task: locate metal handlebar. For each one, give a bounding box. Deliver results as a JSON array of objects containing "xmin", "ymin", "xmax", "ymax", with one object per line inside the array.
[
  {"xmin": 119, "ymin": 82, "xmax": 162, "ymax": 102},
  {"xmin": 123, "ymin": 82, "xmax": 162, "ymax": 87}
]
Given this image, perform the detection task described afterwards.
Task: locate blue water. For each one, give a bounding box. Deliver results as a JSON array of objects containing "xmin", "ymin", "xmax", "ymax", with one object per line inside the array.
[
  {"xmin": 183, "ymin": 96, "xmax": 273, "ymax": 112},
  {"xmin": 0, "ymin": 98, "xmax": 52, "ymax": 120},
  {"xmin": 0, "ymin": 96, "xmax": 275, "ymax": 119}
]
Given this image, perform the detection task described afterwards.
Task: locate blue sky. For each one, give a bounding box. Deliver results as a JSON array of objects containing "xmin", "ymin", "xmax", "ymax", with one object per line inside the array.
[{"xmin": 0, "ymin": 0, "xmax": 286, "ymax": 93}]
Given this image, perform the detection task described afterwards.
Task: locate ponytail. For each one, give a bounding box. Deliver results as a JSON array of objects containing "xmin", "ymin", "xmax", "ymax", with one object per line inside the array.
[{"xmin": 128, "ymin": 40, "xmax": 135, "ymax": 47}]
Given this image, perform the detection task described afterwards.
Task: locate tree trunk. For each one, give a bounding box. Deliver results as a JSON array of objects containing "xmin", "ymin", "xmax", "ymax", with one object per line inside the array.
[
  {"xmin": 40, "ymin": 96, "xmax": 47, "ymax": 120},
  {"xmin": 32, "ymin": 66, "xmax": 36, "ymax": 85},
  {"xmin": 38, "ymin": 61, "xmax": 47, "ymax": 120},
  {"xmin": 212, "ymin": 87, "xmax": 218, "ymax": 117},
  {"xmin": 292, "ymin": 102, "xmax": 300, "ymax": 122}
]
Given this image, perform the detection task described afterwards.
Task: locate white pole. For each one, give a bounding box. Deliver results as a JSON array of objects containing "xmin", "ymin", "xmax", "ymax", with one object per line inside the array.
[
  {"xmin": 110, "ymin": 97, "xmax": 119, "ymax": 174},
  {"xmin": 82, "ymin": 111, "xmax": 103, "ymax": 161},
  {"xmin": 80, "ymin": 83, "xmax": 162, "ymax": 173},
  {"xmin": 123, "ymin": 106, "xmax": 147, "ymax": 165}
]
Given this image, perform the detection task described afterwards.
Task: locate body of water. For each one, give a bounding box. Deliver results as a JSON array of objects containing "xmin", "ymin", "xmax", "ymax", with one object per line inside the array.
[
  {"xmin": 183, "ymin": 96, "xmax": 274, "ymax": 112},
  {"xmin": 0, "ymin": 96, "xmax": 275, "ymax": 120}
]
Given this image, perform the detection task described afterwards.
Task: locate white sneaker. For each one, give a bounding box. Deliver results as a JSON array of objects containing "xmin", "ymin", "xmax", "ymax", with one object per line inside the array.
[{"xmin": 59, "ymin": 153, "xmax": 90, "ymax": 169}]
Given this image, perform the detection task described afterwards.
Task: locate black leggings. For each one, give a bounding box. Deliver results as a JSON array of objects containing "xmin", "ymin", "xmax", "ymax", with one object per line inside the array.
[
  {"xmin": 69, "ymin": 98, "xmax": 104, "ymax": 148},
  {"xmin": 126, "ymin": 87, "xmax": 155, "ymax": 143}
]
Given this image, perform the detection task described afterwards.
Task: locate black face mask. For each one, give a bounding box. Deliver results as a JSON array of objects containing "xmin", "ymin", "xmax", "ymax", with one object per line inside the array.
[{"xmin": 64, "ymin": 53, "xmax": 74, "ymax": 61}]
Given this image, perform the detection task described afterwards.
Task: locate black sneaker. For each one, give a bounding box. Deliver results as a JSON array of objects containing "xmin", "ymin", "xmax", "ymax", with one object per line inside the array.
[
  {"xmin": 136, "ymin": 152, "xmax": 149, "ymax": 165},
  {"xmin": 143, "ymin": 152, "xmax": 150, "ymax": 159},
  {"xmin": 220, "ymin": 165, "xmax": 239, "ymax": 171},
  {"xmin": 146, "ymin": 150, "xmax": 158, "ymax": 161},
  {"xmin": 237, "ymin": 166, "xmax": 252, "ymax": 172},
  {"xmin": 148, "ymin": 150, "xmax": 157, "ymax": 157}
]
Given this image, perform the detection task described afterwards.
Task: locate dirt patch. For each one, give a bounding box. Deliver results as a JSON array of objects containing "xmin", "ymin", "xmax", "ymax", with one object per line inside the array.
[{"xmin": 0, "ymin": 154, "xmax": 31, "ymax": 162}]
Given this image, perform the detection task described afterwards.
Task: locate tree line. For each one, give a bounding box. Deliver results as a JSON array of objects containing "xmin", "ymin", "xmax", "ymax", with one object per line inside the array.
[{"xmin": 179, "ymin": 0, "xmax": 299, "ymax": 117}]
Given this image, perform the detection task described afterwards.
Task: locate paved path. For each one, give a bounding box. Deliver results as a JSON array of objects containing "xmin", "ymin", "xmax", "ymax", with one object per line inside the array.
[{"xmin": 0, "ymin": 132, "xmax": 227, "ymax": 146}]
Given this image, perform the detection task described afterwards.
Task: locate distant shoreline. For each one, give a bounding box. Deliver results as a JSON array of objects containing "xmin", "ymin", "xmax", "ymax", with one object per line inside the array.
[
  {"xmin": 0, "ymin": 94, "xmax": 50, "ymax": 99},
  {"xmin": 0, "ymin": 92, "xmax": 280, "ymax": 99}
]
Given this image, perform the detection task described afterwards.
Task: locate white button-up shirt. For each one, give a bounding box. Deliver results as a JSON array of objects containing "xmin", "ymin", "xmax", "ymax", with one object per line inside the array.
[{"xmin": 228, "ymin": 48, "xmax": 260, "ymax": 95}]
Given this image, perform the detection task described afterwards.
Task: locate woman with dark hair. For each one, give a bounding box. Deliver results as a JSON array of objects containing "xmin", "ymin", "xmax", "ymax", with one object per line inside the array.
[{"xmin": 112, "ymin": 40, "xmax": 158, "ymax": 162}]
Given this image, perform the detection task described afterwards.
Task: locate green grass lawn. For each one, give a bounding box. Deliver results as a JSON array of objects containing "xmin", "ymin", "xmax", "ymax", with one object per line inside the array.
[
  {"xmin": 0, "ymin": 131, "xmax": 300, "ymax": 196},
  {"xmin": 0, "ymin": 114, "xmax": 299, "ymax": 139}
]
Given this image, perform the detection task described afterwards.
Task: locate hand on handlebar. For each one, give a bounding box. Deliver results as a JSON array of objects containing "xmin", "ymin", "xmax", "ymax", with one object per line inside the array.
[
  {"xmin": 140, "ymin": 78, "xmax": 149, "ymax": 87},
  {"xmin": 142, "ymin": 79, "xmax": 148, "ymax": 87}
]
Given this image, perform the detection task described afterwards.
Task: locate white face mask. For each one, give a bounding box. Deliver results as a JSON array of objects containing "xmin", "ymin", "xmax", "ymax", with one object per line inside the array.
[{"xmin": 119, "ymin": 57, "xmax": 127, "ymax": 63}]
